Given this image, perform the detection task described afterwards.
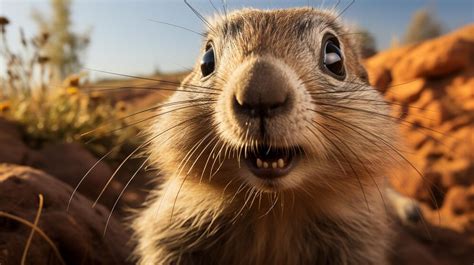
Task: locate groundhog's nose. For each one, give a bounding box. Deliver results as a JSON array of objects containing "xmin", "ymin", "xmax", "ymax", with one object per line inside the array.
[{"xmin": 233, "ymin": 59, "xmax": 292, "ymax": 118}]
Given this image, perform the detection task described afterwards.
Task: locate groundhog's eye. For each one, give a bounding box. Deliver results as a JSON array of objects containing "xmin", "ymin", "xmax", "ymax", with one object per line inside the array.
[
  {"xmin": 201, "ymin": 43, "xmax": 215, "ymax": 78},
  {"xmin": 322, "ymin": 34, "xmax": 345, "ymax": 79}
]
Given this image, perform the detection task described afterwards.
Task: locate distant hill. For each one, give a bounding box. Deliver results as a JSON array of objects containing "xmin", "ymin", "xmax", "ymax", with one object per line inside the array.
[{"xmin": 87, "ymin": 71, "xmax": 189, "ymax": 110}]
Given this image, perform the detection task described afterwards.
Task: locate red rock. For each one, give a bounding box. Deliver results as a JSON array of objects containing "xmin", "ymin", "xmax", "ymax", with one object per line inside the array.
[
  {"xmin": 367, "ymin": 66, "xmax": 392, "ymax": 93},
  {"xmin": 442, "ymin": 186, "xmax": 474, "ymax": 218},
  {"xmin": 446, "ymin": 72, "xmax": 474, "ymax": 112},
  {"xmin": 391, "ymin": 25, "xmax": 474, "ymax": 82},
  {"xmin": 433, "ymin": 158, "xmax": 473, "ymax": 188},
  {"xmin": 445, "ymin": 125, "xmax": 474, "ymax": 158},
  {"xmin": 386, "ymin": 78, "xmax": 426, "ymax": 103},
  {"xmin": 373, "ymin": 25, "xmax": 474, "ymax": 265},
  {"xmin": 365, "ymin": 45, "xmax": 415, "ymax": 73},
  {"xmin": 417, "ymin": 100, "xmax": 446, "ymax": 127},
  {"xmin": 439, "ymin": 116, "xmax": 472, "ymax": 132}
]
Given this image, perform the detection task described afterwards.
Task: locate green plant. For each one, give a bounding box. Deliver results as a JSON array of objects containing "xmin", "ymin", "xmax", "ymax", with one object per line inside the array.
[
  {"xmin": 403, "ymin": 8, "xmax": 443, "ymax": 45},
  {"xmin": 354, "ymin": 27, "xmax": 377, "ymax": 58},
  {"xmin": 32, "ymin": 0, "xmax": 90, "ymax": 81}
]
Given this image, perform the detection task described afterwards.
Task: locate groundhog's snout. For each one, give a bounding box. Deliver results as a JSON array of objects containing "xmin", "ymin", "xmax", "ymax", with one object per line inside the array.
[{"xmin": 232, "ymin": 58, "xmax": 294, "ymax": 119}]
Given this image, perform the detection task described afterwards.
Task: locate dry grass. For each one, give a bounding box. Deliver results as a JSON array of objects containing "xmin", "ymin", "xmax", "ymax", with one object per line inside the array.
[
  {"xmin": 21, "ymin": 194, "xmax": 43, "ymax": 265},
  {"xmin": 4, "ymin": 76, "xmax": 138, "ymax": 157},
  {"xmin": 0, "ymin": 16, "xmax": 139, "ymax": 159},
  {"xmin": 0, "ymin": 194, "xmax": 66, "ymax": 265}
]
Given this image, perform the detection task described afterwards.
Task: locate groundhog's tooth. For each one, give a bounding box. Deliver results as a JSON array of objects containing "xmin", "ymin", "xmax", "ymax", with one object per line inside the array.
[
  {"xmin": 272, "ymin": 162, "xmax": 277, "ymax": 169},
  {"xmin": 263, "ymin": 162, "xmax": 269, "ymax": 169},
  {"xmin": 256, "ymin": 158, "xmax": 263, "ymax": 168},
  {"xmin": 277, "ymin": 159, "xmax": 285, "ymax": 168}
]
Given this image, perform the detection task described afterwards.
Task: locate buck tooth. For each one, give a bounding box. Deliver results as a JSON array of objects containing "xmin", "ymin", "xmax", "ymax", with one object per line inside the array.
[
  {"xmin": 256, "ymin": 158, "xmax": 263, "ymax": 168},
  {"xmin": 277, "ymin": 159, "xmax": 285, "ymax": 168},
  {"xmin": 263, "ymin": 162, "xmax": 269, "ymax": 169},
  {"xmin": 272, "ymin": 162, "xmax": 277, "ymax": 169}
]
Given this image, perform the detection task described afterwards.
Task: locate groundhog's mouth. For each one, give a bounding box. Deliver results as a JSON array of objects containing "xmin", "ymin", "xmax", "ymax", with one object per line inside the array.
[{"xmin": 244, "ymin": 145, "xmax": 298, "ymax": 179}]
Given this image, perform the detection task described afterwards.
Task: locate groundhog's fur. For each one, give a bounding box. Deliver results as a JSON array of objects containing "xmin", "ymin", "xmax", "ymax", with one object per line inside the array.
[{"xmin": 132, "ymin": 7, "xmax": 400, "ymax": 265}]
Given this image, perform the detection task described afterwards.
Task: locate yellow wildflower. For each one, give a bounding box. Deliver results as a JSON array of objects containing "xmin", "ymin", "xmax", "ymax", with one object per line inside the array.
[
  {"xmin": 0, "ymin": 101, "xmax": 11, "ymax": 112},
  {"xmin": 66, "ymin": 86, "xmax": 79, "ymax": 95},
  {"xmin": 116, "ymin": 101, "xmax": 127, "ymax": 112}
]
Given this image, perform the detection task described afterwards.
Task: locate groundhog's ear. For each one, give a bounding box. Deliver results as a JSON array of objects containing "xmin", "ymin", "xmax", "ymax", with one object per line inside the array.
[
  {"xmin": 357, "ymin": 64, "xmax": 369, "ymax": 84},
  {"xmin": 352, "ymin": 38, "xmax": 370, "ymax": 84},
  {"xmin": 341, "ymin": 30, "xmax": 370, "ymax": 84}
]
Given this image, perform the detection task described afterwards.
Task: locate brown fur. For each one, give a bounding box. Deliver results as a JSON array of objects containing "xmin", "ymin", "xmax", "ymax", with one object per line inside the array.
[{"xmin": 132, "ymin": 7, "xmax": 400, "ymax": 265}]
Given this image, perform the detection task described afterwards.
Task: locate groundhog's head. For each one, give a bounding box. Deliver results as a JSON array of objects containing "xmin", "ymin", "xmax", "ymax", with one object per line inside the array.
[{"xmin": 148, "ymin": 8, "xmax": 398, "ymax": 199}]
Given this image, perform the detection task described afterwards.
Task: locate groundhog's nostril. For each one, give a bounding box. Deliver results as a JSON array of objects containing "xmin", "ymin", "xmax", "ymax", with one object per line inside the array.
[
  {"xmin": 233, "ymin": 60, "xmax": 292, "ymax": 118},
  {"xmin": 234, "ymin": 89, "xmax": 289, "ymax": 117}
]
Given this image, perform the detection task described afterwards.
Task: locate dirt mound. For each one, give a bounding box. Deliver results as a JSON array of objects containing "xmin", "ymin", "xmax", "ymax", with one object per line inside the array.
[
  {"xmin": 0, "ymin": 118, "xmax": 29, "ymax": 165},
  {"xmin": 0, "ymin": 165, "xmax": 133, "ymax": 265},
  {"xmin": 365, "ymin": 24, "xmax": 474, "ymax": 264},
  {"xmin": 90, "ymin": 72, "xmax": 188, "ymax": 111},
  {"xmin": 0, "ymin": 117, "xmax": 149, "ymax": 214}
]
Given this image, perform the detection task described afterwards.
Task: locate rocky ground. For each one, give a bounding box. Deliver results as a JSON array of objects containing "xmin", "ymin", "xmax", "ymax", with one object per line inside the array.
[
  {"xmin": 365, "ymin": 24, "xmax": 474, "ymax": 265},
  {"xmin": 0, "ymin": 26, "xmax": 472, "ymax": 264}
]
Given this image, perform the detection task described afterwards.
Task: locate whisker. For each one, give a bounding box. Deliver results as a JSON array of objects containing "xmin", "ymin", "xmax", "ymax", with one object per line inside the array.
[
  {"xmin": 151, "ymin": 111, "xmax": 216, "ymax": 218},
  {"xmin": 308, "ymin": 121, "xmax": 371, "ymax": 211},
  {"xmin": 231, "ymin": 187, "xmax": 254, "ymax": 224},
  {"xmin": 221, "ymin": 178, "xmax": 236, "ymax": 198},
  {"xmin": 67, "ymin": 148, "xmax": 117, "ymax": 211},
  {"xmin": 335, "ymin": 0, "xmax": 355, "ymax": 19},
  {"xmin": 309, "ymin": 78, "xmax": 421, "ymax": 98},
  {"xmin": 198, "ymin": 135, "xmax": 222, "ymax": 183},
  {"xmin": 259, "ymin": 192, "xmax": 279, "ymax": 218},
  {"xmin": 318, "ymin": 118, "xmax": 389, "ymax": 214},
  {"xmin": 103, "ymin": 158, "xmax": 150, "ymax": 236},
  {"xmin": 308, "ymin": 108, "xmax": 442, "ymax": 226},
  {"xmin": 84, "ymin": 85, "xmax": 220, "ymax": 96},
  {"xmin": 84, "ymin": 67, "xmax": 220, "ymax": 92},
  {"xmin": 320, "ymin": 0, "xmax": 356, "ymax": 32},
  {"xmin": 209, "ymin": 152, "xmax": 226, "ymax": 181},
  {"xmin": 184, "ymin": 0, "xmax": 217, "ymax": 34},
  {"xmin": 209, "ymin": 140, "xmax": 228, "ymax": 181},
  {"xmin": 93, "ymin": 110, "xmax": 215, "ymax": 208},
  {"xmin": 229, "ymin": 182, "xmax": 247, "ymax": 204},
  {"xmin": 220, "ymin": 0, "xmax": 228, "ymax": 17},
  {"xmin": 85, "ymin": 101, "xmax": 215, "ymax": 144},
  {"xmin": 175, "ymin": 131, "xmax": 214, "ymax": 178},
  {"xmin": 248, "ymin": 187, "xmax": 259, "ymax": 212},
  {"xmin": 80, "ymin": 98, "xmax": 216, "ymax": 137},
  {"xmin": 185, "ymin": 132, "xmax": 218, "ymax": 176},
  {"xmin": 208, "ymin": 0, "xmax": 221, "ymax": 15},
  {"xmin": 92, "ymin": 136, "xmax": 155, "ymax": 208},
  {"xmin": 310, "ymin": 100, "xmax": 451, "ymax": 139},
  {"xmin": 148, "ymin": 19, "xmax": 205, "ymax": 36},
  {"xmin": 310, "ymin": 95, "xmax": 441, "ymax": 114},
  {"xmin": 170, "ymin": 131, "xmax": 218, "ymax": 220}
]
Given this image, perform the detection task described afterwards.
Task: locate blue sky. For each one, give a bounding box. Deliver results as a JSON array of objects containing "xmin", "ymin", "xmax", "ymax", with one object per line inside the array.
[{"xmin": 1, "ymin": 0, "xmax": 473, "ymax": 80}]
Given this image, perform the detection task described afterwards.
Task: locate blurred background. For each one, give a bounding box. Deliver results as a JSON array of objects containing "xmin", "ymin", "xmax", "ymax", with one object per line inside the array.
[
  {"xmin": 2, "ymin": 0, "xmax": 473, "ymax": 78},
  {"xmin": 0, "ymin": 1, "xmax": 472, "ymax": 265}
]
